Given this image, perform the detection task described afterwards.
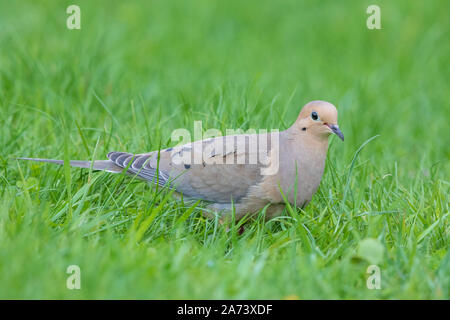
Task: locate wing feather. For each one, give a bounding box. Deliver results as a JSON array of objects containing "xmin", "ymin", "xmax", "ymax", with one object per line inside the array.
[{"xmin": 107, "ymin": 132, "xmax": 275, "ymax": 203}]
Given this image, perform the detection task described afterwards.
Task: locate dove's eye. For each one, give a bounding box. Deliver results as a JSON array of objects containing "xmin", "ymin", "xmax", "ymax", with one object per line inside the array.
[{"xmin": 311, "ymin": 111, "xmax": 319, "ymax": 121}]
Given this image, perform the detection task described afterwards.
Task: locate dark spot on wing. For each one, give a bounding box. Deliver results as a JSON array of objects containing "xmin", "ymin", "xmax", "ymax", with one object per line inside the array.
[{"xmin": 184, "ymin": 164, "xmax": 191, "ymax": 169}]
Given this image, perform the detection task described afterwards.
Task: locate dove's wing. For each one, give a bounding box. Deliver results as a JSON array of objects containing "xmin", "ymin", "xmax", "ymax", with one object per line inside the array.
[
  {"xmin": 106, "ymin": 151, "xmax": 170, "ymax": 186},
  {"xmin": 107, "ymin": 133, "xmax": 275, "ymax": 203},
  {"xmin": 167, "ymin": 134, "xmax": 271, "ymax": 203}
]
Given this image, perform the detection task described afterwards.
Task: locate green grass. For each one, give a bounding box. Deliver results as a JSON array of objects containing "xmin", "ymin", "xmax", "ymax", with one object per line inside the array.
[{"xmin": 0, "ymin": 0, "xmax": 448, "ymax": 299}]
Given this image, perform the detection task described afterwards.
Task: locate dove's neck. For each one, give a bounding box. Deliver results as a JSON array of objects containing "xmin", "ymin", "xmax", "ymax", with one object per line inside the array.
[
  {"xmin": 283, "ymin": 127, "xmax": 330, "ymax": 154},
  {"xmin": 282, "ymin": 129, "xmax": 329, "ymax": 169}
]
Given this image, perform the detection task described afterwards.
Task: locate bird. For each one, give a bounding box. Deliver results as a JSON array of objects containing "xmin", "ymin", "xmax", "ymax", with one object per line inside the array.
[{"xmin": 18, "ymin": 100, "xmax": 344, "ymax": 220}]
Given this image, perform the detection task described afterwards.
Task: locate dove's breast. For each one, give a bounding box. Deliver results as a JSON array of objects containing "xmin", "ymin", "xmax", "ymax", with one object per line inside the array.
[
  {"xmin": 248, "ymin": 134, "xmax": 328, "ymax": 209},
  {"xmin": 288, "ymin": 137, "xmax": 328, "ymax": 207}
]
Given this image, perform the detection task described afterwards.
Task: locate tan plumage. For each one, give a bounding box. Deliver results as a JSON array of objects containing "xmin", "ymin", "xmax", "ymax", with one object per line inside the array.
[{"xmin": 19, "ymin": 100, "xmax": 344, "ymax": 220}]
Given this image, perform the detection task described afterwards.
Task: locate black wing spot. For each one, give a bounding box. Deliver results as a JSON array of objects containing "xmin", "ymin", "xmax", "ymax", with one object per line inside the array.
[{"xmin": 184, "ymin": 164, "xmax": 191, "ymax": 169}]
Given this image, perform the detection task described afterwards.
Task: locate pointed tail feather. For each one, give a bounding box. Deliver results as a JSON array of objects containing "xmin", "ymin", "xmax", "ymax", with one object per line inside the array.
[{"xmin": 17, "ymin": 157, "xmax": 123, "ymax": 173}]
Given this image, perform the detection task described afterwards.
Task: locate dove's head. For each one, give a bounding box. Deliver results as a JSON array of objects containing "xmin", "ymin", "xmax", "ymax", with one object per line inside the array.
[{"xmin": 294, "ymin": 100, "xmax": 344, "ymax": 141}]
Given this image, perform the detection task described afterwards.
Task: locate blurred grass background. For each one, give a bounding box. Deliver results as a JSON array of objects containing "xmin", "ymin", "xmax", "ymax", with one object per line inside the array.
[{"xmin": 0, "ymin": 0, "xmax": 448, "ymax": 299}]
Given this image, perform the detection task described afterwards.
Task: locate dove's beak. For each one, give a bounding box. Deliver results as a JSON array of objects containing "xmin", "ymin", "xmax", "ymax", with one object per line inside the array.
[{"xmin": 326, "ymin": 124, "xmax": 344, "ymax": 141}]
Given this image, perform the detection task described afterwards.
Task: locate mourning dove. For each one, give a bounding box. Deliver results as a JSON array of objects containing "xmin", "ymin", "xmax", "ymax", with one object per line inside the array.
[{"xmin": 19, "ymin": 100, "xmax": 344, "ymax": 220}]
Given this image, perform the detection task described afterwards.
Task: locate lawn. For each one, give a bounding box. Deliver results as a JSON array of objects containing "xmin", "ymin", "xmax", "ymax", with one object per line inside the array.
[{"xmin": 0, "ymin": 0, "xmax": 448, "ymax": 299}]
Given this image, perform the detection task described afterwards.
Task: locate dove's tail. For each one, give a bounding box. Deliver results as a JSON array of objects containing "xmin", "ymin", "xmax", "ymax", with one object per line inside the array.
[{"xmin": 16, "ymin": 157, "xmax": 123, "ymax": 173}]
